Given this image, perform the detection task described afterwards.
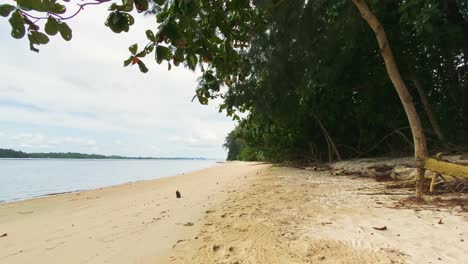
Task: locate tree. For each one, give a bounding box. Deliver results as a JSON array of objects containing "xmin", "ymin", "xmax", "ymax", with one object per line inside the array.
[
  {"xmin": 1, "ymin": 0, "xmax": 466, "ymax": 200},
  {"xmin": 351, "ymin": 0, "xmax": 428, "ymax": 199}
]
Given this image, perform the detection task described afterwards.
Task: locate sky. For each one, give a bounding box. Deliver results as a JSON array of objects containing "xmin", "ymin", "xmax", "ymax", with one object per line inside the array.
[{"xmin": 0, "ymin": 4, "xmax": 236, "ymax": 159}]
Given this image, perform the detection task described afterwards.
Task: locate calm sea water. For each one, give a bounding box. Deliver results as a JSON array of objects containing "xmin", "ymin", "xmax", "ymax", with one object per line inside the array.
[{"xmin": 0, "ymin": 159, "xmax": 219, "ymax": 203}]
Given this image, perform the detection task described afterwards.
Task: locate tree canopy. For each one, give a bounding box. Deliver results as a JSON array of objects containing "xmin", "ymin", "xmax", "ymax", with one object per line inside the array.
[{"xmin": 1, "ymin": 0, "xmax": 467, "ymax": 164}]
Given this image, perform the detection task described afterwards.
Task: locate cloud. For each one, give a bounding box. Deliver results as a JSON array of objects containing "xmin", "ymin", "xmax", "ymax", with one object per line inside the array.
[
  {"xmin": 10, "ymin": 133, "xmax": 96, "ymax": 150},
  {"xmin": 0, "ymin": 5, "xmax": 235, "ymax": 158}
]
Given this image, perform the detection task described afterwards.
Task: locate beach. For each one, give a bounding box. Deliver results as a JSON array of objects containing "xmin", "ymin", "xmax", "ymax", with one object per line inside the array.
[{"xmin": 0, "ymin": 161, "xmax": 466, "ymax": 263}]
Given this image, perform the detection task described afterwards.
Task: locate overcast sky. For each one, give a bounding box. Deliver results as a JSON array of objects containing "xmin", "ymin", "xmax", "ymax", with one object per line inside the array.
[{"xmin": 0, "ymin": 4, "xmax": 235, "ymax": 159}]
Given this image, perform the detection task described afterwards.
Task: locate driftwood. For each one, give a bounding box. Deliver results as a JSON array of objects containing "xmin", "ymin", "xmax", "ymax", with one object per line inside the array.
[
  {"xmin": 425, "ymin": 155, "xmax": 468, "ymax": 193},
  {"xmin": 424, "ymin": 158, "xmax": 468, "ymax": 178},
  {"xmin": 331, "ymin": 164, "xmax": 395, "ymax": 182},
  {"xmin": 372, "ymin": 226, "xmax": 387, "ymax": 231}
]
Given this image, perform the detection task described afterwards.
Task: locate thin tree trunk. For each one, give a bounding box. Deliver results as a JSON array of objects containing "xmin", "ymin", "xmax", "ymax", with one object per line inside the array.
[
  {"xmin": 316, "ymin": 117, "xmax": 342, "ymax": 162},
  {"xmin": 410, "ymin": 75, "xmax": 445, "ymax": 142},
  {"xmin": 351, "ymin": 0, "xmax": 428, "ymax": 200}
]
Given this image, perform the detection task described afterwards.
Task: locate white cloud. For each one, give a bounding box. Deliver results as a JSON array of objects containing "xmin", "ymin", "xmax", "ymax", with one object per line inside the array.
[
  {"xmin": 0, "ymin": 5, "xmax": 235, "ymax": 158},
  {"xmin": 10, "ymin": 133, "xmax": 97, "ymax": 150}
]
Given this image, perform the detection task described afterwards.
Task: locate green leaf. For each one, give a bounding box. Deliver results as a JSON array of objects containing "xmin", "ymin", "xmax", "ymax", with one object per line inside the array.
[
  {"xmin": 155, "ymin": 45, "xmax": 172, "ymax": 63},
  {"xmin": 155, "ymin": 0, "xmax": 165, "ymax": 5},
  {"xmin": 137, "ymin": 60, "xmax": 149, "ymax": 73},
  {"xmin": 134, "ymin": 0, "xmax": 149, "ymax": 13},
  {"xmin": 28, "ymin": 30, "xmax": 49, "ymax": 52},
  {"xmin": 196, "ymin": 92, "xmax": 208, "ymax": 105},
  {"xmin": 187, "ymin": 54, "xmax": 198, "ymax": 70},
  {"xmin": 8, "ymin": 10, "xmax": 25, "ymax": 39},
  {"xmin": 17, "ymin": 0, "xmax": 42, "ymax": 11},
  {"xmin": 105, "ymin": 11, "xmax": 134, "ymax": 33},
  {"xmin": 145, "ymin": 43, "xmax": 155, "ymax": 53},
  {"xmin": 136, "ymin": 50, "xmax": 147, "ymax": 57},
  {"xmin": 123, "ymin": 56, "xmax": 133, "ymax": 67},
  {"xmin": 146, "ymin": 30, "xmax": 155, "ymax": 41},
  {"xmin": 109, "ymin": 0, "xmax": 134, "ymax": 12},
  {"xmin": 49, "ymin": 2, "xmax": 66, "ymax": 14},
  {"xmin": 129, "ymin": 43, "xmax": 138, "ymax": 55},
  {"xmin": 45, "ymin": 16, "xmax": 60, "ymax": 36},
  {"xmin": 0, "ymin": 4, "xmax": 15, "ymax": 17},
  {"xmin": 174, "ymin": 48, "xmax": 184, "ymax": 63},
  {"xmin": 28, "ymin": 31, "xmax": 49, "ymax": 44},
  {"xmin": 59, "ymin": 22, "xmax": 72, "ymax": 41},
  {"xmin": 29, "ymin": 42, "xmax": 39, "ymax": 52},
  {"xmin": 179, "ymin": 0, "xmax": 199, "ymax": 16},
  {"xmin": 160, "ymin": 20, "xmax": 185, "ymax": 45}
]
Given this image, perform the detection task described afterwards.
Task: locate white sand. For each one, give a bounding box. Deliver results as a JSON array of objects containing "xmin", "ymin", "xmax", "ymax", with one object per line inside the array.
[
  {"xmin": 170, "ymin": 165, "xmax": 467, "ymax": 264},
  {"xmin": 0, "ymin": 162, "xmax": 269, "ymax": 264},
  {"xmin": 0, "ymin": 161, "xmax": 466, "ymax": 263}
]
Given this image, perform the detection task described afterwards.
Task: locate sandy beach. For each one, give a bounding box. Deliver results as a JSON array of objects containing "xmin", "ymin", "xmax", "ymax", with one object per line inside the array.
[{"xmin": 0, "ymin": 161, "xmax": 466, "ymax": 263}]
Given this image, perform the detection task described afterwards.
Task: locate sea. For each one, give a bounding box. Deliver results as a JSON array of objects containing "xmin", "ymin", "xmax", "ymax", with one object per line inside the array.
[{"xmin": 0, "ymin": 159, "xmax": 219, "ymax": 203}]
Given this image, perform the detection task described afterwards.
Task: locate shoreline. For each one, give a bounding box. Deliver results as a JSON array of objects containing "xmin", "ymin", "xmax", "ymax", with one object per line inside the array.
[
  {"xmin": 0, "ymin": 161, "xmax": 269, "ymax": 264},
  {"xmin": 0, "ymin": 160, "xmax": 223, "ymax": 204},
  {"xmin": 1, "ymin": 160, "xmax": 466, "ymax": 263}
]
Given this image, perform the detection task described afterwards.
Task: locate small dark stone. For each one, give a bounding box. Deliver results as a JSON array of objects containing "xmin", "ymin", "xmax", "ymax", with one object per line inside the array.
[{"xmin": 176, "ymin": 190, "xmax": 181, "ymax": 198}]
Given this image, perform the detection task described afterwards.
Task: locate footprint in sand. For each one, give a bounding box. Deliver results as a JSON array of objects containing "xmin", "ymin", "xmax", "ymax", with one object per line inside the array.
[
  {"xmin": 212, "ymin": 245, "xmax": 222, "ymax": 252},
  {"xmin": 172, "ymin": 239, "xmax": 186, "ymax": 248}
]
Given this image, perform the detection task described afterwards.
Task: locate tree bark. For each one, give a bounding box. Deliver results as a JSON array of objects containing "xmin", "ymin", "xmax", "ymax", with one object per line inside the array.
[
  {"xmin": 410, "ymin": 76, "xmax": 445, "ymax": 142},
  {"xmin": 351, "ymin": 0, "xmax": 428, "ymax": 200}
]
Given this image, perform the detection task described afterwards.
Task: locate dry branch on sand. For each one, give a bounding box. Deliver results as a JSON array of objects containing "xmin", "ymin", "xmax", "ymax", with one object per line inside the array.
[{"xmin": 329, "ymin": 156, "xmax": 468, "ymax": 195}]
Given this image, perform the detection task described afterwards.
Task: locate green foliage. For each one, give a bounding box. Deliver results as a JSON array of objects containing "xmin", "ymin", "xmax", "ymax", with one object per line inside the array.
[
  {"xmin": 0, "ymin": 148, "xmax": 30, "ymax": 158},
  {"xmin": 221, "ymin": 0, "xmax": 467, "ymax": 162},
  {"xmin": 105, "ymin": 11, "xmax": 135, "ymax": 33},
  {"xmin": 1, "ymin": 0, "xmax": 467, "ymax": 162},
  {"xmin": 223, "ymin": 130, "xmax": 243, "ymax": 161},
  {"xmin": 238, "ymin": 145, "xmax": 260, "ymax": 161},
  {"xmin": 0, "ymin": 5, "xmax": 15, "ymax": 17},
  {"xmin": 1, "ymin": 0, "xmax": 72, "ymax": 51}
]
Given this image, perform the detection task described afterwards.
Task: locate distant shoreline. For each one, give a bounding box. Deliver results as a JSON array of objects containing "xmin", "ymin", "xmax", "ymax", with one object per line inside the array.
[
  {"xmin": 0, "ymin": 148, "xmax": 208, "ymax": 160},
  {"xmin": 0, "ymin": 157, "xmax": 208, "ymax": 160}
]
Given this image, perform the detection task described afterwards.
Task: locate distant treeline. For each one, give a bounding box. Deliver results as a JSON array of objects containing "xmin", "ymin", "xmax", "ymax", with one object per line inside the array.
[{"xmin": 0, "ymin": 148, "xmax": 205, "ymax": 160}]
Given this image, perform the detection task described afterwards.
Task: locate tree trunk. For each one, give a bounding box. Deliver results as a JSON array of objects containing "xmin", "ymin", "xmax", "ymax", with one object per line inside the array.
[
  {"xmin": 316, "ymin": 116, "xmax": 342, "ymax": 162},
  {"xmin": 410, "ymin": 76, "xmax": 445, "ymax": 142},
  {"xmin": 351, "ymin": 0, "xmax": 428, "ymax": 200}
]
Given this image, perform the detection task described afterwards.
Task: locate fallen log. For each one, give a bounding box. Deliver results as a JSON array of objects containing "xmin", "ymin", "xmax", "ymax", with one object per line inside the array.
[
  {"xmin": 425, "ymin": 158, "xmax": 468, "ymax": 193},
  {"xmin": 424, "ymin": 158, "xmax": 468, "ymax": 178}
]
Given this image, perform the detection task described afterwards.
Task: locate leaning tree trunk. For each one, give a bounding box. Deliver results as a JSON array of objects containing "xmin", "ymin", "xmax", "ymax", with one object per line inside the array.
[
  {"xmin": 351, "ymin": 0, "xmax": 429, "ymax": 200},
  {"xmin": 315, "ymin": 115, "xmax": 342, "ymax": 162}
]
